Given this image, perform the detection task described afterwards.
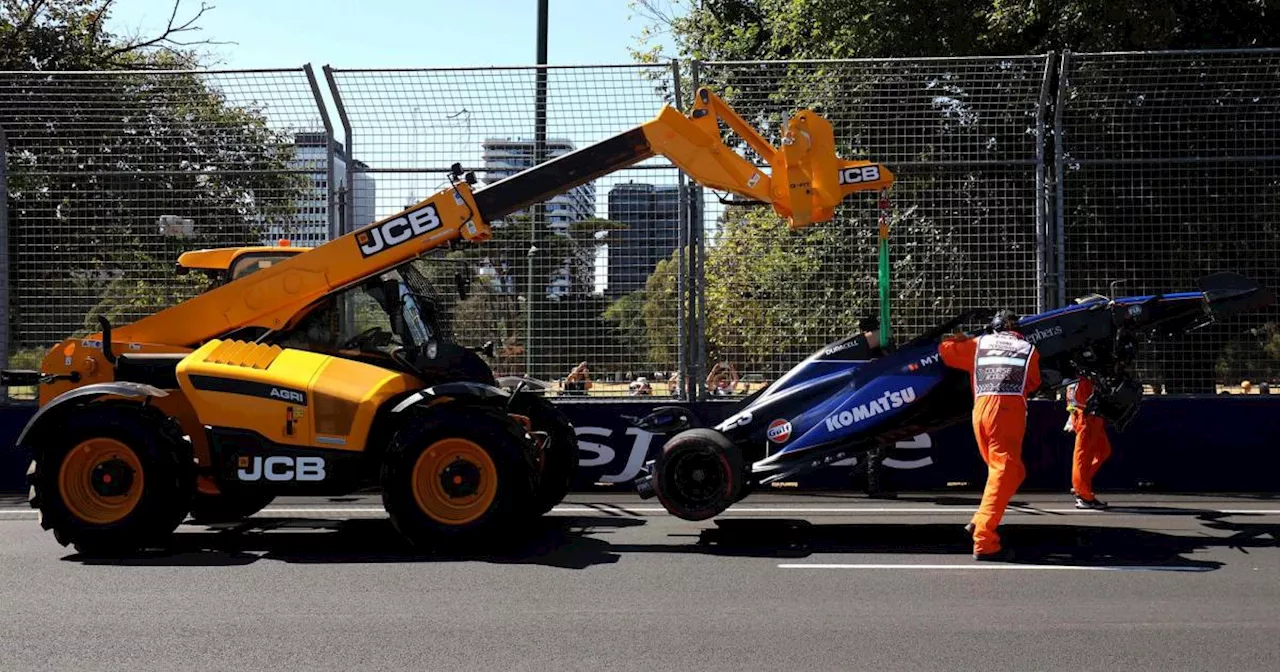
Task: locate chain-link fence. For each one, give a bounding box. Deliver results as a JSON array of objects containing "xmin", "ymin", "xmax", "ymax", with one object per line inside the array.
[
  {"xmin": 1058, "ymin": 50, "xmax": 1280, "ymax": 394},
  {"xmin": 3, "ymin": 52, "xmax": 1279, "ymax": 401},
  {"xmin": 0, "ymin": 67, "xmax": 333, "ymax": 399},
  {"xmin": 323, "ymin": 64, "xmax": 686, "ymax": 394},
  {"xmin": 694, "ymin": 57, "xmax": 1052, "ymax": 393}
]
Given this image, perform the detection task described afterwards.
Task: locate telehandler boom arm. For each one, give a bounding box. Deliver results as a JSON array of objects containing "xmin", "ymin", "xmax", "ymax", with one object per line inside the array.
[{"xmin": 110, "ymin": 87, "xmax": 894, "ymax": 348}]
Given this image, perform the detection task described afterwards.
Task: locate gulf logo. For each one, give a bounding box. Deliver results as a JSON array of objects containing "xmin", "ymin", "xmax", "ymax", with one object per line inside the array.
[{"xmin": 767, "ymin": 419, "xmax": 793, "ymax": 444}]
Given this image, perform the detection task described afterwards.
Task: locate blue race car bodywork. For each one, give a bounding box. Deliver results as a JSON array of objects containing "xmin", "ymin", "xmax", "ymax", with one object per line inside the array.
[{"xmin": 635, "ymin": 272, "xmax": 1273, "ymax": 520}]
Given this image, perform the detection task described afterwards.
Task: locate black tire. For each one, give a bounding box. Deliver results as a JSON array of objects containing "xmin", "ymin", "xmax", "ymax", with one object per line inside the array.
[
  {"xmin": 506, "ymin": 392, "xmax": 578, "ymax": 515},
  {"xmin": 380, "ymin": 404, "xmax": 537, "ymax": 548},
  {"xmin": 28, "ymin": 403, "xmax": 195, "ymax": 555},
  {"xmin": 651, "ymin": 428, "xmax": 744, "ymax": 521},
  {"xmin": 188, "ymin": 490, "xmax": 275, "ymax": 524}
]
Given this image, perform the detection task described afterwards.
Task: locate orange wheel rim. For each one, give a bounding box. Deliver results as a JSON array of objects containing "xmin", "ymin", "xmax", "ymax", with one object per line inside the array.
[
  {"xmin": 58, "ymin": 438, "xmax": 144, "ymax": 525},
  {"xmin": 411, "ymin": 438, "xmax": 497, "ymax": 526}
]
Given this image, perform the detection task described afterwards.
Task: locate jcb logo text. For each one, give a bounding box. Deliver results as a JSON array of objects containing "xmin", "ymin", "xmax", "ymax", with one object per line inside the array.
[
  {"xmin": 837, "ymin": 166, "xmax": 881, "ymax": 186},
  {"xmin": 357, "ymin": 203, "xmax": 442, "ymax": 257},
  {"xmin": 237, "ymin": 456, "xmax": 326, "ymax": 482}
]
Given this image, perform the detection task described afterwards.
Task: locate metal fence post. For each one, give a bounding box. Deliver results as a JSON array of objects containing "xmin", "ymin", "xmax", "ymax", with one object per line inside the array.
[
  {"xmin": 527, "ymin": 12, "xmax": 551, "ymax": 379},
  {"xmin": 1034, "ymin": 53, "xmax": 1056, "ymax": 314},
  {"xmin": 694, "ymin": 179, "xmax": 707, "ymax": 401},
  {"xmin": 689, "ymin": 59, "xmax": 707, "ymax": 401},
  {"xmin": 304, "ymin": 65, "xmax": 338, "ymax": 242},
  {"xmin": 323, "ymin": 65, "xmax": 355, "ymax": 236},
  {"xmin": 1053, "ymin": 51, "xmax": 1071, "ymax": 307},
  {"xmin": 0, "ymin": 125, "xmax": 10, "ymax": 402},
  {"xmin": 322, "ymin": 66, "xmax": 356, "ymax": 337},
  {"xmin": 671, "ymin": 59, "xmax": 689, "ymax": 399}
]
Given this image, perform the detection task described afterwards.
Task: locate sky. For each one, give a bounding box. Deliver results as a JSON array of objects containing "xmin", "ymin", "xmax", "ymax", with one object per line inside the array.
[
  {"xmin": 104, "ymin": 0, "xmax": 677, "ymax": 69},
  {"xmin": 103, "ymin": 0, "xmax": 685, "ymax": 202},
  {"xmin": 103, "ymin": 1, "xmax": 686, "ymax": 293}
]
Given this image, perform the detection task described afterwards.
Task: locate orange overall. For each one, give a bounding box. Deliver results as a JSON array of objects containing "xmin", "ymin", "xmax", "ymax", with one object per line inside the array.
[
  {"xmin": 940, "ymin": 332, "xmax": 1041, "ymax": 555},
  {"xmin": 1066, "ymin": 378, "xmax": 1112, "ymax": 501}
]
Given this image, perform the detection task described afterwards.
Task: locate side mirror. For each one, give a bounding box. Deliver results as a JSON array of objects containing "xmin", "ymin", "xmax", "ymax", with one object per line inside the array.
[
  {"xmin": 630, "ymin": 405, "xmax": 700, "ymax": 434},
  {"xmin": 97, "ymin": 315, "xmax": 118, "ymax": 364}
]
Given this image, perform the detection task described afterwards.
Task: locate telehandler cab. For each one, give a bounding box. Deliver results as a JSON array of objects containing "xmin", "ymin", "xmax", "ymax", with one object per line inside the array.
[{"xmin": 3, "ymin": 88, "xmax": 894, "ymax": 554}]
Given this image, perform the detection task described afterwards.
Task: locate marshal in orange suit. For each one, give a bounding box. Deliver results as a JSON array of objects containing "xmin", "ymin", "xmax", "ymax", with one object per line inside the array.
[
  {"xmin": 1064, "ymin": 377, "xmax": 1112, "ymax": 509},
  {"xmin": 939, "ymin": 310, "xmax": 1041, "ymax": 561}
]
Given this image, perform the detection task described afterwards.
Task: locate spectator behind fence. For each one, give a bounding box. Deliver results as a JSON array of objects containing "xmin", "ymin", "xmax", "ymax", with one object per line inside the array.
[
  {"xmin": 667, "ymin": 372, "xmax": 682, "ymax": 398},
  {"xmin": 560, "ymin": 361, "xmax": 592, "ymax": 396},
  {"xmin": 630, "ymin": 377, "xmax": 653, "ymax": 396},
  {"xmin": 707, "ymin": 360, "xmax": 740, "ymax": 397}
]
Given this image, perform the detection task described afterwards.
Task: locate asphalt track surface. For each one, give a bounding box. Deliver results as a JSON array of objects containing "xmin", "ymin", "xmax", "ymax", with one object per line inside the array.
[{"xmin": 2, "ymin": 492, "xmax": 1279, "ymax": 672}]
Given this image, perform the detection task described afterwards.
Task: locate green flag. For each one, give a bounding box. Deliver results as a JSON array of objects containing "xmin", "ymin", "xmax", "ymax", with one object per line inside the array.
[{"xmin": 878, "ymin": 193, "xmax": 891, "ymax": 346}]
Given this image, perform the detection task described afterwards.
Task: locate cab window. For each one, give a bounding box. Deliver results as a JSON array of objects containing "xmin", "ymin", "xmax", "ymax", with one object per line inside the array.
[
  {"xmin": 227, "ymin": 252, "xmax": 300, "ymax": 282},
  {"xmin": 273, "ymin": 275, "xmax": 429, "ymax": 356}
]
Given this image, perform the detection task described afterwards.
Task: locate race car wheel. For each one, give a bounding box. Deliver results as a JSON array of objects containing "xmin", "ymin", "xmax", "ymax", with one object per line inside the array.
[
  {"xmin": 187, "ymin": 490, "xmax": 275, "ymax": 524},
  {"xmin": 381, "ymin": 404, "xmax": 537, "ymax": 548},
  {"xmin": 29, "ymin": 403, "xmax": 195, "ymax": 555},
  {"xmin": 505, "ymin": 392, "xmax": 578, "ymax": 515},
  {"xmin": 651, "ymin": 428, "xmax": 744, "ymax": 521}
]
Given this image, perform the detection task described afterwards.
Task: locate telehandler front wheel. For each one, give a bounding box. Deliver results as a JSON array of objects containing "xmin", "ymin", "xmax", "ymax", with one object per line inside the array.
[
  {"xmin": 28, "ymin": 403, "xmax": 195, "ymax": 555},
  {"xmin": 380, "ymin": 405, "xmax": 537, "ymax": 548}
]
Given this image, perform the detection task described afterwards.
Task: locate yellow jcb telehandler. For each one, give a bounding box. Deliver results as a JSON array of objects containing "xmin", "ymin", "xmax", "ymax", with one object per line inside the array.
[{"xmin": 2, "ymin": 88, "xmax": 894, "ymax": 554}]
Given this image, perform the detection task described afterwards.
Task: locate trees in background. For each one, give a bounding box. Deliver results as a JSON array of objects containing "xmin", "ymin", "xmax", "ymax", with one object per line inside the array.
[
  {"xmin": 1, "ymin": 0, "xmax": 219, "ymax": 71},
  {"xmin": 439, "ymin": 214, "xmax": 654, "ymax": 380},
  {"xmin": 603, "ymin": 248, "xmax": 681, "ymax": 374},
  {"xmin": 628, "ymin": 0, "xmax": 1280, "ymax": 390},
  {"xmin": 633, "ymin": 1, "xmax": 1280, "ymax": 62},
  {"xmin": 4, "ymin": 2, "xmax": 1277, "ymax": 390},
  {"xmin": 2, "ymin": 1, "xmax": 307, "ymax": 362}
]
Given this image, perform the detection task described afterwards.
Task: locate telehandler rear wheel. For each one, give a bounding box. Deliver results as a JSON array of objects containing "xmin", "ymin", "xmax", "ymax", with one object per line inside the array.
[
  {"xmin": 380, "ymin": 405, "xmax": 537, "ymax": 548},
  {"xmin": 28, "ymin": 403, "xmax": 195, "ymax": 555},
  {"xmin": 506, "ymin": 393, "xmax": 578, "ymax": 515}
]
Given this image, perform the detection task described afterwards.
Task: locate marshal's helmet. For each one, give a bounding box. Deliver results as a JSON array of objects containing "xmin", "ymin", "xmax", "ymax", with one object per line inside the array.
[{"xmin": 989, "ymin": 309, "xmax": 1020, "ymax": 333}]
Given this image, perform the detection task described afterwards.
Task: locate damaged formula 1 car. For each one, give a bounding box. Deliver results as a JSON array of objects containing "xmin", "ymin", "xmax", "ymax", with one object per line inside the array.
[{"xmin": 634, "ymin": 273, "xmax": 1274, "ymax": 521}]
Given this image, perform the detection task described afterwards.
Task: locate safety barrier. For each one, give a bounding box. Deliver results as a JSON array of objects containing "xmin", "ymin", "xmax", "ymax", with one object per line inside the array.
[{"xmin": 3, "ymin": 398, "xmax": 1278, "ymax": 494}]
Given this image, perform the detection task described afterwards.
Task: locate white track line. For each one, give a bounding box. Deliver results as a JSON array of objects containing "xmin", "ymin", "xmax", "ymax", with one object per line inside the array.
[
  {"xmin": 778, "ymin": 563, "xmax": 1211, "ymax": 572},
  {"xmin": 245, "ymin": 508, "xmax": 387, "ymax": 514},
  {"xmin": 2, "ymin": 505, "xmax": 1279, "ymax": 518},
  {"xmin": 556, "ymin": 506, "xmax": 1280, "ymax": 515},
  {"xmin": 241, "ymin": 506, "xmax": 1280, "ymax": 516}
]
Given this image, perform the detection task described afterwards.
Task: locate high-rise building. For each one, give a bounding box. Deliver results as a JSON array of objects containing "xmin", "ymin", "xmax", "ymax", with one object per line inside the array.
[
  {"xmin": 482, "ymin": 137, "xmax": 599, "ymax": 299},
  {"xmin": 263, "ymin": 132, "xmax": 376, "ymax": 247},
  {"xmin": 348, "ymin": 159, "xmax": 376, "ymax": 232},
  {"xmin": 606, "ymin": 182, "xmax": 681, "ymax": 296},
  {"xmin": 481, "ymin": 137, "xmax": 595, "ymax": 234}
]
